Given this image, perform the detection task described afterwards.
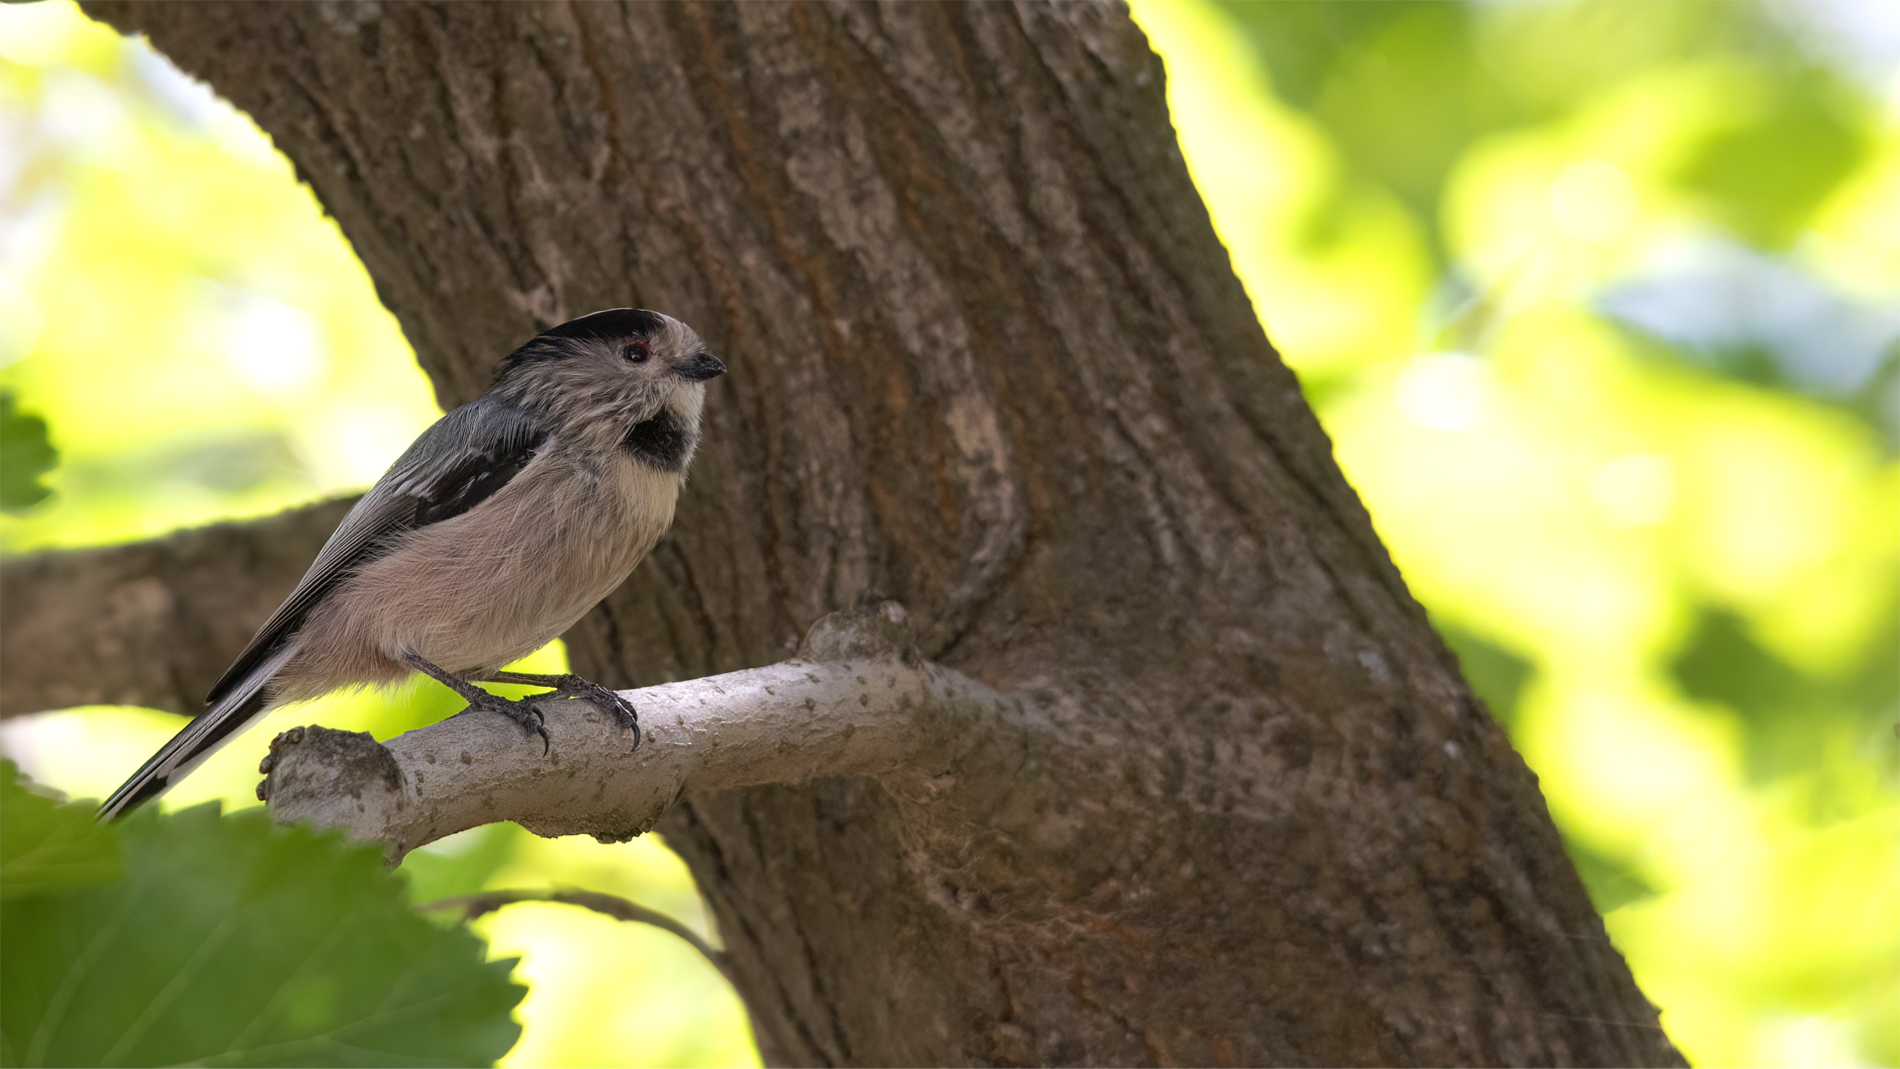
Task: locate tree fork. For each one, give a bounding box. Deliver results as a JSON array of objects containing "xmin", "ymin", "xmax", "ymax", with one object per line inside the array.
[{"xmin": 74, "ymin": 2, "xmax": 1680, "ymax": 1065}]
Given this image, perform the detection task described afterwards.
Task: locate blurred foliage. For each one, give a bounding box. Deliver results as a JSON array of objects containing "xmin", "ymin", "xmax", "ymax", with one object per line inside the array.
[
  {"xmin": 1134, "ymin": 0, "xmax": 1899, "ymax": 1064},
  {"xmin": 0, "ymin": 763, "xmax": 525, "ymax": 1067},
  {"xmin": 0, "ymin": 0, "xmax": 442, "ymax": 555},
  {"xmin": 1, "ymin": 0, "xmax": 1895, "ymax": 1066},
  {"xmin": 0, "ymin": 389, "xmax": 57, "ymax": 512}
]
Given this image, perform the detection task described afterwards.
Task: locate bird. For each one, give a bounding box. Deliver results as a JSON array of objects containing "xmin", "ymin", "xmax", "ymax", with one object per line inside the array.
[{"xmin": 97, "ymin": 308, "xmax": 725, "ymax": 820}]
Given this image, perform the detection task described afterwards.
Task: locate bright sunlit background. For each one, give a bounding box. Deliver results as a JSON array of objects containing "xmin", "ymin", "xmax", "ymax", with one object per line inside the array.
[{"xmin": 3, "ymin": 1, "xmax": 1896, "ymax": 1066}]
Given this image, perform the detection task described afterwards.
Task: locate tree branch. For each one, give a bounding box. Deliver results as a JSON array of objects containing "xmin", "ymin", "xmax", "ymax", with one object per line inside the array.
[
  {"xmin": 0, "ymin": 498, "xmax": 356, "ymax": 720},
  {"xmin": 420, "ymin": 889, "xmax": 735, "ymax": 985},
  {"xmin": 261, "ymin": 604, "xmax": 1032, "ymax": 862}
]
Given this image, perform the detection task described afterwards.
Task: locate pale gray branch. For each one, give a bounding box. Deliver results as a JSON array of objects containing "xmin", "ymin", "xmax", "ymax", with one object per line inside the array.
[{"xmin": 261, "ymin": 605, "xmax": 1032, "ymax": 862}]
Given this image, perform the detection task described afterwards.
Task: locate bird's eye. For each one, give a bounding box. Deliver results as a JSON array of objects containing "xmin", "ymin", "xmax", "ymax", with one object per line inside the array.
[{"xmin": 622, "ymin": 341, "xmax": 651, "ymax": 363}]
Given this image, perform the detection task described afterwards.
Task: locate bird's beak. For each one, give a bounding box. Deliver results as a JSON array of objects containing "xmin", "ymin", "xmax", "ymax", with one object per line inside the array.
[{"xmin": 679, "ymin": 353, "xmax": 727, "ymax": 381}]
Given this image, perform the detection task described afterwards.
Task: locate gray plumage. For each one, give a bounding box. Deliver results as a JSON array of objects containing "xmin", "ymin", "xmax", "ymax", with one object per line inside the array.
[{"xmin": 99, "ymin": 309, "xmax": 724, "ymax": 820}]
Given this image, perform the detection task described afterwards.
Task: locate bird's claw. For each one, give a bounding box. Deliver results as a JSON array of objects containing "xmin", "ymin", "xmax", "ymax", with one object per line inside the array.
[
  {"xmin": 563, "ymin": 679, "xmax": 640, "ymax": 751},
  {"xmin": 465, "ymin": 692, "xmax": 551, "ymax": 755},
  {"xmin": 470, "ymin": 669, "xmax": 640, "ymax": 752}
]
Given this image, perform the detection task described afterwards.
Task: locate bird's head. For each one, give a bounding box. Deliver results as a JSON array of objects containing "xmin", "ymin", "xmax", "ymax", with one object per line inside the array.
[{"xmin": 493, "ymin": 309, "xmax": 726, "ymax": 454}]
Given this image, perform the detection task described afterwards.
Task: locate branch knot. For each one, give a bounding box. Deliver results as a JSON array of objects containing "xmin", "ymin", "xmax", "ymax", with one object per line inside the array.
[{"xmin": 797, "ymin": 601, "xmax": 917, "ymax": 664}]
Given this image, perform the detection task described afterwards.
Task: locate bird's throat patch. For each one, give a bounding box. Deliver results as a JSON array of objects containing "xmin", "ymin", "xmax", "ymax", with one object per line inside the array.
[{"xmin": 622, "ymin": 409, "xmax": 692, "ymax": 472}]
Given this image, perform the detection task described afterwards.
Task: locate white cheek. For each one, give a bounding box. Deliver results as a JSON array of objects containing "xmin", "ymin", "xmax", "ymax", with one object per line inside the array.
[{"xmin": 670, "ymin": 383, "xmax": 707, "ymax": 424}]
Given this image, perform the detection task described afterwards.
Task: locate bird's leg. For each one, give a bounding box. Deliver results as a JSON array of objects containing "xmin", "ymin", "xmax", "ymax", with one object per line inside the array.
[
  {"xmin": 404, "ymin": 653, "xmax": 550, "ymax": 754},
  {"xmin": 483, "ymin": 670, "xmax": 640, "ymax": 751}
]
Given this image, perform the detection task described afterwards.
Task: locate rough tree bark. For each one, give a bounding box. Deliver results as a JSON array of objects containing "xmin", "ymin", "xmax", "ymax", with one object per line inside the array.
[{"xmin": 45, "ymin": 3, "xmax": 1678, "ymax": 1066}]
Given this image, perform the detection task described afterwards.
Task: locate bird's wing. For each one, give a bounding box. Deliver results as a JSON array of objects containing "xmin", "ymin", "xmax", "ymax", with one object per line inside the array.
[{"xmin": 205, "ymin": 397, "xmax": 551, "ymax": 708}]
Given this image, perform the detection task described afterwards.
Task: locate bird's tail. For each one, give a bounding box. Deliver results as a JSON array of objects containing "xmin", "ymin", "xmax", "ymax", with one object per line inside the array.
[{"xmin": 96, "ymin": 644, "xmax": 298, "ymax": 821}]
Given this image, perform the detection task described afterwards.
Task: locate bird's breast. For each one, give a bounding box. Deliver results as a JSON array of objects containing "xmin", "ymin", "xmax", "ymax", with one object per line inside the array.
[{"xmin": 309, "ymin": 448, "xmax": 681, "ymax": 679}]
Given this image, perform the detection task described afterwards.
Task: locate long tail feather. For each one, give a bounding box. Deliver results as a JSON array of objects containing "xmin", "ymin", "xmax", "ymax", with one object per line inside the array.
[{"xmin": 96, "ymin": 643, "xmax": 297, "ymax": 821}]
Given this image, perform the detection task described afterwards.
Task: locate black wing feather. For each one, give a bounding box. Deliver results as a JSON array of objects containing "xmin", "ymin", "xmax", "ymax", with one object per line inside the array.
[
  {"xmin": 203, "ymin": 398, "xmax": 548, "ymax": 707},
  {"xmin": 412, "ymin": 433, "xmax": 543, "ymax": 524}
]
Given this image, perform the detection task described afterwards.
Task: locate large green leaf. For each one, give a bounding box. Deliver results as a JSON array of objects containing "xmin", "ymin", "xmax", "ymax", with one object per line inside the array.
[
  {"xmin": 0, "ymin": 798, "xmax": 523, "ymax": 1067},
  {"xmin": 0, "ymin": 763, "xmax": 121, "ymax": 899}
]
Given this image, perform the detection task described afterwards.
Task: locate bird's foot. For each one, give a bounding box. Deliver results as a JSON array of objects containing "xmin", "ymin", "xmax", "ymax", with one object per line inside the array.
[
  {"xmin": 464, "ymin": 690, "xmax": 552, "ymax": 755},
  {"xmin": 404, "ymin": 652, "xmax": 551, "ymax": 754},
  {"xmin": 485, "ymin": 671, "xmax": 640, "ymax": 751}
]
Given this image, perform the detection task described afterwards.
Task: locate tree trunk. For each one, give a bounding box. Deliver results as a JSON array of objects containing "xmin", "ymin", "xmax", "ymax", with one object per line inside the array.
[{"xmin": 78, "ymin": 2, "xmax": 1679, "ymax": 1065}]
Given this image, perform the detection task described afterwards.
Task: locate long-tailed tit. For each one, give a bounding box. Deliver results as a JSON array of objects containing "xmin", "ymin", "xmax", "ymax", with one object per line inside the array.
[{"xmin": 99, "ymin": 308, "xmax": 724, "ymax": 819}]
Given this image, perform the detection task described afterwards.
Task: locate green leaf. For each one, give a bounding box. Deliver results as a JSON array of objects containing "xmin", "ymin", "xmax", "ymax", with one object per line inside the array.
[
  {"xmin": 0, "ymin": 390, "xmax": 59, "ymax": 513},
  {"xmin": 0, "ymin": 762, "xmax": 121, "ymax": 899},
  {"xmin": 1671, "ymin": 606, "xmax": 1827, "ymax": 783},
  {"xmin": 1674, "ymin": 72, "xmax": 1868, "ymax": 250},
  {"xmin": 1564, "ymin": 836, "xmax": 1657, "ymax": 915},
  {"xmin": 1437, "ymin": 624, "xmax": 1535, "ymax": 731},
  {"xmin": 0, "ymin": 802, "xmax": 524, "ymax": 1068}
]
